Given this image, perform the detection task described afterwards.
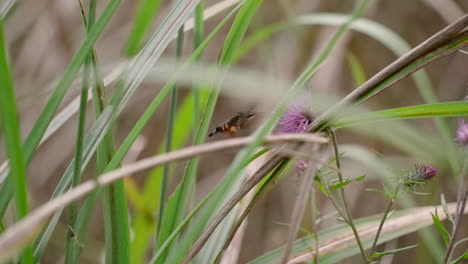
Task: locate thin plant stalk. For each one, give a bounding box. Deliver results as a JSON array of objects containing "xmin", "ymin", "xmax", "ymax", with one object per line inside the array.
[
  {"xmin": 444, "ymin": 152, "xmax": 468, "ymax": 263},
  {"xmin": 64, "ymin": 1, "xmax": 94, "ymax": 262},
  {"xmin": 310, "ymin": 185, "xmax": 319, "ymax": 264},
  {"xmin": 64, "ymin": 40, "xmax": 90, "ymax": 264},
  {"xmin": 329, "ymin": 130, "xmax": 367, "ymax": 262},
  {"xmin": 368, "ymin": 183, "xmax": 402, "ymax": 260},
  {"xmin": 157, "ymin": 25, "xmax": 185, "ymax": 239},
  {"xmin": 193, "ymin": 1, "xmax": 204, "ymax": 126}
]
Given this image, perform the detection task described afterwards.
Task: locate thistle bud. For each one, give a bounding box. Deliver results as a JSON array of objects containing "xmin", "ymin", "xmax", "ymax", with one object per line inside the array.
[{"xmin": 404, "ymin": 165, "xmax": 437, "ymax": 187}]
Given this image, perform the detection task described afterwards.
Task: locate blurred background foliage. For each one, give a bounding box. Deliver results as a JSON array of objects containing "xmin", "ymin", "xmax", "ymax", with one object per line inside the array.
[{"xmin": 0, "ymin": 0, "xmax": 467, "ymax": 263}]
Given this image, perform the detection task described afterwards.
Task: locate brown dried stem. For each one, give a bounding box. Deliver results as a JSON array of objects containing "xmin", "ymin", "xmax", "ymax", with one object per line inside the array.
[{"xmin": 0, "ymin": 133, "xmax": 327, "ymax": 262}]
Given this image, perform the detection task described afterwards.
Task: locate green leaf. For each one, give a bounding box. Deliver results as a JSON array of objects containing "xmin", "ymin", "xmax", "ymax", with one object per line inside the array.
[
  {"xmin": 330, "ymin": 175, "xmax": 365, "ymax": 190},
  {"xmin": 370, "ymin": 244, "xmax": 418, "ymax": 259},
  {"xmin": 431, "ymin": 210, "xmax": 451, "ymax": 245},
  {"xmin": 331, "ymin": 179, "xmax": 351, "ymax": 190},
  {"xmin": 338, "ymin": 102, "xmax": 468, "ymax": 127},
  {"xmin": 449, "ymin": 250, "xmax": 468, "ymax": 264},
  {"xmin": 440, "ymin": 194, "xmax": 455, "ymax": 226}
]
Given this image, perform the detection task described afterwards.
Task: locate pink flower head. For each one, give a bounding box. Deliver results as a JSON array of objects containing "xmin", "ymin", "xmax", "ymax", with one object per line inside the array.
[
  {"xmin": 404, "ymin": 165, "xmax": 437, "ymax": 187},
  {"xmin": 456, "ymin": 120, "xmax": 468, "ymax": 146},
  {"xmin": 275, "ymin": 103, "xmax": 315, "ymax": 134},
  {"xmin": 295, "ymin": 160, "xmax": 309, "ymax": 172}
]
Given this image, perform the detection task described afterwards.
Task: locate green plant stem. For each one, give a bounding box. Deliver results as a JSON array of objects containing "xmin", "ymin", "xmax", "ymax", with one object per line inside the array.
[
  {"xmin": 65, "ymin": 0, "xmax": 95, "ymax": 264},
  {"xmin": 368, "ymin": 183, "xmax": 401, "ymax": 260},
  {"xmin": 329, "ymin": 129, "xmax": 367, "ymax": 262},
  {"xmin": 192, "ymin": 1, "xmax": 203, "ymax": 127},
  {"xmin": 64, "ymin": 51, "xmax": 90, "ymax": 264},
  {"xmin": 157, "ymin": 25, "xmax": 185, "ymax": 238},
  {"xmin": 310, "ymin": 184, "xmax": 319, "ymax": 264},
  {"xmin": 444, "ymin": 152, "xmax": 468, "ymax": 263}
]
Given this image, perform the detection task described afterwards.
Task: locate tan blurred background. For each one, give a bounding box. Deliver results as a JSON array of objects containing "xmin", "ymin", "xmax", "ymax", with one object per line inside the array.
[{"xmin": 1, "ymin": 0, "xmax": 467, "ymax": 263}]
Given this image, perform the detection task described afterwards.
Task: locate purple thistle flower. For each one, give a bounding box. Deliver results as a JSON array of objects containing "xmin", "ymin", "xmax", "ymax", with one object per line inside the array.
[
  {"xmin": 404, "ymin": 165, "xmax": 437, "ymax": 187},
  {"xmin": 456, "ymin": 120, "xmax": 468, "ymax": 147},
  {"xmin": 275, "ymin": 103, "xmax": 315, "ymax": 134}
]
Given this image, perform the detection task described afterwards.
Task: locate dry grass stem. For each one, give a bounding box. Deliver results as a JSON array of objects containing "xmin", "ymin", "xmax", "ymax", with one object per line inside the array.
[
  {"xmin": 280, "ymin": 147, "xmax": 330, "ymax": 263},
  {"xmin": 0, "ymin": 133, "xmax": 327, "ymax": 262}
]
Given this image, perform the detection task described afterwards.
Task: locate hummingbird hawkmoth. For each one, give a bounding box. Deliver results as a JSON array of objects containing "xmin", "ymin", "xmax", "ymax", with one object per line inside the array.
[{"xmin": 208, "ymin": 110, "xmax": 257, "ymax": 137}]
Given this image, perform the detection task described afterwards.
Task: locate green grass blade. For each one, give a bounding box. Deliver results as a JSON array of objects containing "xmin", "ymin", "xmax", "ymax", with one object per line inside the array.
[
  {"xmin": 346, "ymin": 52, "xmax": 367, "ymax": 87},
  {"xmin": 239, "ymin": 12, "xmax": 464, "ymax": 174},
  {"xmin": 159, "ymin": 1, "xmax": 264, "ymax": 262},
  {"xmin": 166, "ymin": 2, "xmax": 372, "ymax": 263},
  {"xmin": 0, "ymin": 0, "xmax": 15, "ymax": 19},
  {"xmin": 0, "ymin": 0, "xmax": 122, "ymax": 218},
  {"xmin": 125, "ymin": 0, "xmax": 163, "ymax": 56},
  {"xmin": 64, "ymin": 49, "xmax": 89, "ymax": 264},
  {"xmin": 133, "ymin": 13, "xmax": 207, "ymax": 248},
  {"xmin": 64, "ymin": 3, "xmax": 95, "ymax": 262},
  {"xmin": 338, "ymin": 101, "xmax": 468, "ymax": 127},
  {"xmin": 31, "ymin": 0, "xmax": 200, "ymax": 258},
  {"xmin": 104, "ymin": 179, "xmax": 131, "ymax": 264},
  {"xmin": 0, "ymin": 20, "xmax": 32, "ymax": 264},
  {"xmin": 192, "ymin": 0, "xmax": 204, "ymax": 145},
  {"xmin": 130, "ymin": 91, "xmax": 210, "ymax": 263},
  {"xmin": 157, "ymin": 25, "xmax": 185, "ymax": 239}
]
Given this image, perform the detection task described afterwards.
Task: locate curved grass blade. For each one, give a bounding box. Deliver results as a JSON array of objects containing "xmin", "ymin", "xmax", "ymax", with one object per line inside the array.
[
  {"xmin": 0, "ymin": 0, "xmax": 239, "ymax": 184},
  {"xmin": 159, "ymin": 0, "xmax": 265, "ymax": 263},
  {"xmin": 0, "ymin": 0, "xmax": 123, "ymax": 217},
  {"xmin": 31, "ymin": 0, "xmax": 201, "ymax": 258},
  {"xmin": 237, "ymin": 12, "xmax": 466, "ymax": 173},
  {"xmin": 338, "ymin": 101, "xmax": 468, "ymax": 127},
  {"xmin": 175, "ymin": 2, "xmax": 372, "ymax": 263}
]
